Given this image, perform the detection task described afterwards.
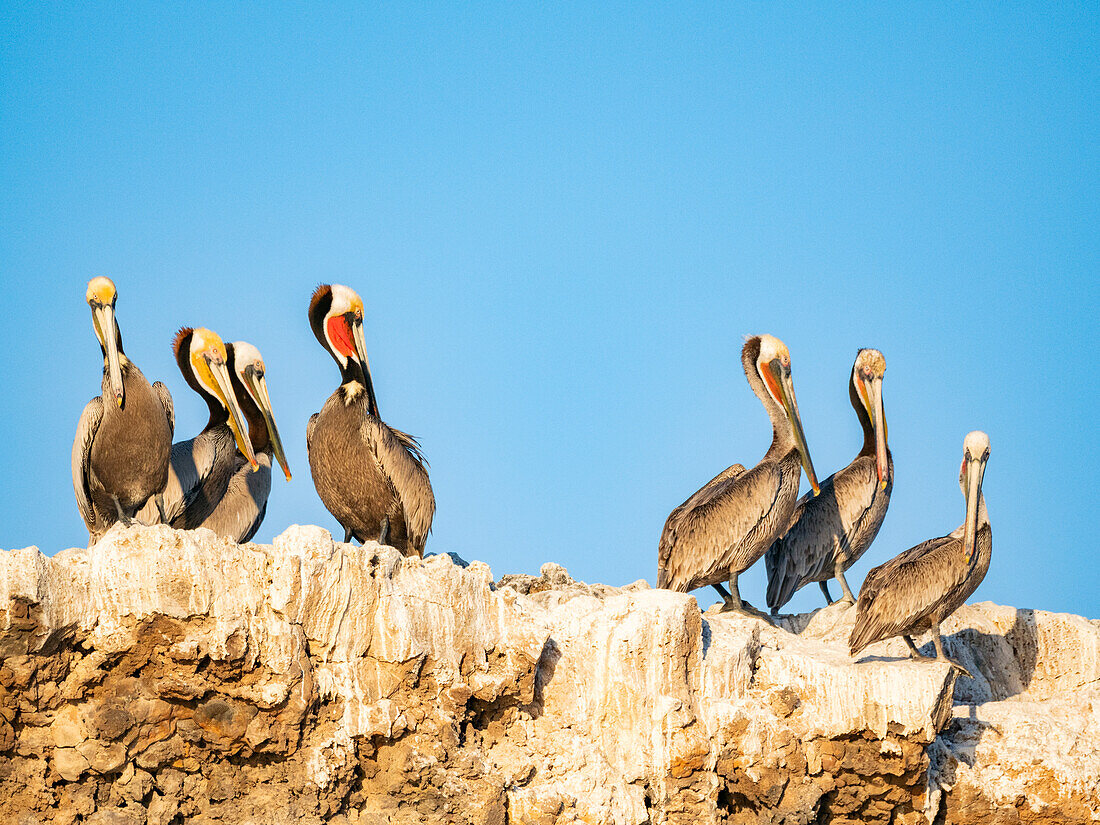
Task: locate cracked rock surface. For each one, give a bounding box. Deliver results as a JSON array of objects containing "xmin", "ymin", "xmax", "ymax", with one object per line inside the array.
[{"xmin": 0, "ymin": 525, "xmax": 1096, "ymax": 824}]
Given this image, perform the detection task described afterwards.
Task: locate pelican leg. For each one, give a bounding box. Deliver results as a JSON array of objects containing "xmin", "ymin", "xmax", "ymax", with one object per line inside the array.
[
  {"xmin": 931, "ymin": 626, "xmax": 973, "ymax": 678},
  {"xmin": 720, "ymin": 576, "xmax": 773, "ymax": 623},
  {"xmin": 112, "ymin": 496, "xmax": 133, "ymax": 527},
  {"xmin": 819, "ymin": 580, "xmax": 834, "ymax": 605},
  {"xmin": 712, "ymin": 582, "xmax": 732, "ymax": 602},
  {"xmin": 155, "ymin": 493, "xmax": 168, "ymax": 525},
  {"xmin": 379, "ymin": 517, "xmax": 391, "ymax": 547},
  {"xmin": 834, "ymin": 567, "xmax": 857, "ymax": 606},
  {"xmin": 903, "ymin": 635, "xmax": 935, "ymax": 662},
  {"xmin": 343, "ymin": 527, "xmax": 353, "ymax": 544}
]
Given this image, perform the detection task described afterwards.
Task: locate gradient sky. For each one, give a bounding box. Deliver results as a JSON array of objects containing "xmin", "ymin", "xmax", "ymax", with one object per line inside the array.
[{"xmin": 1, "ymin": 4, "xmax": 1097, "ymax": 618}]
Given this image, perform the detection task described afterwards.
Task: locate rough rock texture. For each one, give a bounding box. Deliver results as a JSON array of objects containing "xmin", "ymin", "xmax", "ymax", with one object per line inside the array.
[{"xmin": 0, "ymin": 525, "xmax": 1096, "ymax": 824}]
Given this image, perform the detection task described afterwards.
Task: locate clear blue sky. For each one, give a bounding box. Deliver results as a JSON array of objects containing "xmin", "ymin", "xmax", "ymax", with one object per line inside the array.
[{"xmin": 1, "ymin": 4, "xmax": 1097, "ymax": 618}]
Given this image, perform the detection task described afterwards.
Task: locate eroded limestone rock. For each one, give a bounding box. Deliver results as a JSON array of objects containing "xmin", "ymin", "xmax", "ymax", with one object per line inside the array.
[{"xmin": 0, "ymin": 524, "xmax": 1095, "ymax": 823}]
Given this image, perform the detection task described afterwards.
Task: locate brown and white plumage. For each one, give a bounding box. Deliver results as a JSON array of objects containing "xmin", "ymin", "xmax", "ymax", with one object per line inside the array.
[
  {"xmin": 657, "ymin": 335, "xmax": 820, "ymax": 615},
  {"xmin": 766, "ymin": 349, "xmax": 893, "ymax": 612},
  {"xmin": 140, "ymin": 338, "xmax": 290, "ymax": 542},
  {"xmin": 73, "ymin": 278, "xmax": 174, "ymax": 543},
  {"xmin": 136, "ymin": 329, "xmax": 261, "ymax": 535},
  {"xmin": 306, "ymin": 284, "xmax": 435, "ymax": 556},
  {"xmin": 849, "ymin": 431, "xmax": 992, "ymax": 674}
]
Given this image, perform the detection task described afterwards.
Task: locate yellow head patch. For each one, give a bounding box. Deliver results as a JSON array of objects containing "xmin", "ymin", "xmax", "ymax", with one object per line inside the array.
[
  {"xmin": 854, "ymin": 348, "xmax": 886, "ymax": 379},
  {"xmin": 86, "ymin": 276, "xmax": 117, "ymax": 306},
  {"xmin": 189, "ymin": 328, "xmax": 229, "ymax": 400}
]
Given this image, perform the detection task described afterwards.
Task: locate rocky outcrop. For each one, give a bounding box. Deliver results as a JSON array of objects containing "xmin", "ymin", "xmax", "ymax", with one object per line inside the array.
[{"xmin": 0, "ymin": 525, "xmax": 1096, "ymax": 824}]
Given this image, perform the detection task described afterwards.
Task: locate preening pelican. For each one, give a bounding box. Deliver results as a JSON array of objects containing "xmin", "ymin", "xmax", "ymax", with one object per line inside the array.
[
  {"xmin": 849, "ymin": 431, "xmax": 992, "ymax": 675},
  {"xmin": 657, "ymin": 334, "xmax": 820, "ymax": 616},
  {"xmin": 766, "ymin": 348, "xmax": 892, "ymax": 612},
  {"xmin": 136, "ymin": 328, "xmax": 260, "ymax": 534},
  {"xmin": 306, "ymin": 284, "xmax": 435, "ymax": 556},
  {"xmin": 73, "ymin": 277, "xmax": 174, "ymax": 543}
]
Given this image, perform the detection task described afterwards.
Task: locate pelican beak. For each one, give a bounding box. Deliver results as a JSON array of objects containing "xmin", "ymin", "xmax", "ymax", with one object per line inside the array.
[
  {"xmin": 868, "ymin": 375, "xmax": 889, "ymax": 489},
  {"xmin": 208, "ymin": 353, "xmax": 260, "ymax": 472},
  {"xmin": 93, "ymin": 302, "xmax": 124, "ymax": 407},
  {"xmin": 769, "ymin": 359, "xmax": 820, "ymax": 495},
  {"xmin": 347, "ymin": 311, "xmax": 380, "ymax": 418},
  {"xmin": 244, "ymin": 366, "xmax": 291, "ymax": 481},
  {"xmin": 962, "ymin": 451, "xmax": 987, "ymax": 566}
]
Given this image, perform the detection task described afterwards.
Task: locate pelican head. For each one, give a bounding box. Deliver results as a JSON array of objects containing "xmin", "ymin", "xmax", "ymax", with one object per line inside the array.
[
  {"xmin": 173, "ymin": 327, "xmax": 259, "ymax": 472},
  {"xmin": 852, "ymin": 348, "xmax": 889, "ymax": 489},
  {"xmin": 308, "ymin": 283, "xmax": 377, "ymax": 415},
  {"xmin": 748, "ymin": 334, "xmax": 820, "ymax": 495},
  {"xmin": 229, "ymin": 341, "xmax": 292, "ymax": 481},
  {"xmin": 85, "ymin": 277, "xmax": 124, "ymax": 407},
  {"xmin": 959, "ymin": 430, "xmax": 990, "ymax": 565}
]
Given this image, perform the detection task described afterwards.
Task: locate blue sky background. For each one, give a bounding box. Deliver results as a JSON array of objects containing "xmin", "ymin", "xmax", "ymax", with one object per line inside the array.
[{"xmin": 1, "ymin": 3, "xmax": 1096, "ymax": 618}]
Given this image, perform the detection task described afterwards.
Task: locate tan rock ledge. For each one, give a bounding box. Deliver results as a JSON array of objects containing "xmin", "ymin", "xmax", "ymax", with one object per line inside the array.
[{"xmin": 0, "ymin": 524, "xmax": 1096, "ymax": 824}]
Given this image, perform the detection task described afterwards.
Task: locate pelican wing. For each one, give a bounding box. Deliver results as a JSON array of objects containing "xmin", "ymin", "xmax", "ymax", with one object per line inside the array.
[
  {"xmin": 658, "ymin": 462, "xmax": 778, "ymax": 591},
  {"xmin": 848, "ymin": 534, "xmax": 968, "ymax": 655},
  {"xmin": 306, "ymin": 412, "xmax": 319, "ymax": 452},
  {"xmin": 152, "ymin": 381, "xmax": 175, "ymax": 436},
  {"xmin": 72, "ymin": 396, "xmax": 104, "ymax": 535},
  {"xmin": 136, "ymin": 431, "xmax": 226, "ymax": 525},
  {"xmin": 766, "ymin": 457, "xmax": 881, "ymax": 610},
  {"xmin": 198, "ymin": 453, "xmax": 272, "ymax": 543},
  {"xmin": 659, "ymin": 463, "xmax": 747, "ymax": 573},
  {"xmin": 363, "ymin": 419, "xmax": 436, "ymax": 554}
]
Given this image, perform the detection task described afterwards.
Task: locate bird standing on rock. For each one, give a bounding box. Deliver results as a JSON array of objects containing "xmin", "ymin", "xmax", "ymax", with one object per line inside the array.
[
  {"xmin": 306, "ymin": 284, "xmax": 435, "ymax": 556},
  {"xmin": 658, "ymin": 334, "xmax": 820, "ymax": 617},
  {"xmin": 73, "ymin": 277, "xmax": 174, "ymax": 543},
  {"xmin": 138, "ymin": 335, "xmax": 290, "ymax": 543},
  {"xmin": 765, "ymin": 348, "xmax": 893, "ymax": 613},
  {"xmin": 849, "ymin": 431, "xmax": 992, "ymax": 676}
]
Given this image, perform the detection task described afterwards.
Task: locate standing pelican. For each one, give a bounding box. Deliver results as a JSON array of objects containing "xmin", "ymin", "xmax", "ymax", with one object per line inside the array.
[
  {"xmin": 657, "ymin": 335, "xmax": 820, "ymax": 616},
  {"xmin": 73, "ymin": 277, "xmax": 174, "ymax": 543},
  {"xmin": 136, "ymin": 328, "xmax": 260, "ymax": 533},
  {"xmin": 306, "ymin": 284, "xmax": 435, "ymax": 556},
  {"xmin": 849, "ymin": 431, "xmax": 991, "ymax": 675},
  {"xmin": 765, "ymin": 349, "xmax": 892, "ymax": 613},
  {"xmin": 139, "ymin": 337, "xmax": 290, "ymax": 542}
]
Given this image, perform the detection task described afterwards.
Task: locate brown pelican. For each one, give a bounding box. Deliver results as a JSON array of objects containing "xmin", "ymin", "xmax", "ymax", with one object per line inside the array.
[
  {"xmin": 657, "ymin": 334, "xmax": 820, "ymax": 616},
  {"xmin": 138, "ymin": 337, "xmax": 289, "ymax": 542},
  {"xmin": 73, "ymin": 277, "xmax": 174, "ymax": 543},
  {"xmin": 306, "ymin": 284, "xmax": 435, "ymax": 556},
  {"xmin": 848, "ymin": 431, "xmax": 991, "ymax": 675},
  {"xmin": 136, "ymin": 328, "xmax": 259, "ymax": 533},
  {"xmin": 765, "ymin": 348, "xmax": 892, "ymax": 612}
]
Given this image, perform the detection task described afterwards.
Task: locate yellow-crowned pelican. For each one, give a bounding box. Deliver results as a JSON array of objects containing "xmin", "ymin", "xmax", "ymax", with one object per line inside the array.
[
  {"xmin": 849, "ymin": 431, "xmax": 991, "ymax": 675},
  {"xmin": 765, "ymin": 348, "xmax": 892, "ymax": 612},
  {"xmin": 658, "ymin": 334, "xmax": 820, "ymax": 616},
  {"xmin": 141, "ymin": 338, "xmax": 290, "ymax": 542},
  {"xmin": 73, "ymin": 277, "xmax": 174, "ymax": 543},
  {"xmin": 306, "ymin": 284, "xmax": 435, "ymax": 555},
  {"xmin": 136, "ymin": 328, "xmax": 260, "ymax": 533}
]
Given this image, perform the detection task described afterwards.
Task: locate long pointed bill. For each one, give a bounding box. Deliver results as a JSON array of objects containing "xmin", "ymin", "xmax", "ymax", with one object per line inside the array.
[
  {"xmin": 962, "ymin": 457, "xmax": 985, "ymax": 566},
  {"xmin": 247, "ymin": 371, "xmax": 291, "ymax": 481},
  {"xmin": 869, "ymin": 377, "xmax": 888, "ymax": 489},
  {"xmin": 349, "ymin": 315, "xmax": 380, "ymax": 418},
  {"xmin": 94, "ymin": 304, "xmax": 124, "ymax": 407},
  {"xmin": 209, "ymin": 358, "xmax": 259, "ymax": 472},
  {"xmin": 773, "ymin": 364, "xmax": 820, "ymax": 495}
]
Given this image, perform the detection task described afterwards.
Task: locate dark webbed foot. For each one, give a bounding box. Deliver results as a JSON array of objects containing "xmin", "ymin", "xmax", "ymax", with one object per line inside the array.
[
  {"xmin": 112, "ymin": 496, "xmax": 134, "ymax": 527},
  {"xmin": 819, "ymin": 580, "xmax": 834, "ymax": 605},
  {"xmin": 941, "ymin": 658, "xmax": 973, "ymax": 679},
  {"xmin": 720, "ymin": 599, "xmax": 774, "ymax": 625}
]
